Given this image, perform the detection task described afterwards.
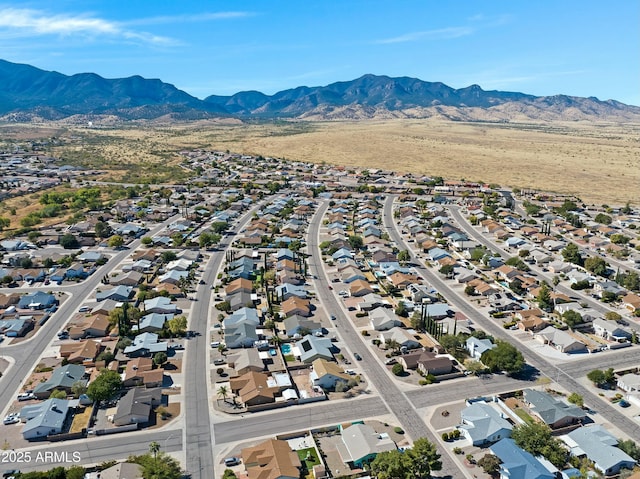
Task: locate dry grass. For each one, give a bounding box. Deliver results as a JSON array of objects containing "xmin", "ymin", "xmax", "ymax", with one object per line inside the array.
[{"xmin": 2, "ymin": 119, "xmax": 639, "ymax": 204}]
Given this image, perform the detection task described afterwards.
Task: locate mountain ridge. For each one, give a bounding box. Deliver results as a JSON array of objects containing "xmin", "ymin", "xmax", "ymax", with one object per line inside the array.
[{"xmin": 1, "ymin": 59, "xmax": 639, "ymax": 122}]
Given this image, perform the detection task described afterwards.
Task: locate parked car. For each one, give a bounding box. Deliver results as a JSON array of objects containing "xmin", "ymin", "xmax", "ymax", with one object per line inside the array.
[
  {"xmin": 210, "ymin": 341, "xmax": 221, "ymax": 348},
  {"xmin": 17, "ymin": 392, "xmax": 35, "ymax": 401},
  {"xmin": 78, "ymin": 306, "xmax": 90, "ymax": 313},
  {"xmin": 213, "ymin": 359, "xmax": 226, "ymax": 365},
  {"xmin": 224, "ymin": 457, "xmax": 241, "ymax": 467},
  {"xmin": 3, "ymin": 413, "xmax": 20, "ymax": 425}
]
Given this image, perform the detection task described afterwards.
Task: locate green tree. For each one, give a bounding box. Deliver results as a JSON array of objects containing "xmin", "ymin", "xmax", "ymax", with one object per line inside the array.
[
  {"xmin": 108, "ymin": 235, "xmax": 125, "ymax": 248},
  {"xmin": 477, "ymin": 454, "xmax": 501, "ymax": 475},
  {"xmin": 87, "ymin": 369, "xmax": 122, "ymax": 403},
  {"xmin": 439, "ymin": 264, "xmax": 454, "ymax": 277},
  {"xmin": 71, "ymin": 380, "xmax": 88, "ymax": 398},
  {"xmin": 594, "ymin": 213, "xmax": 612, "ymax": 225},
  {"xmin": 562, "ymin": 310, "xmax": 583, "ymax": 328},
  {"xmin": 605, "ymin": 311, "xmax": 622, "ymax": 322},
  {"xmin": 397, "ymin": 250, "xmax": 410, "ymax": 265},
  {"xmin": 584, "ymin": 256, "xmax": 608, "ymax": 276},
  {"xmin": 567, "ymin": 392, "xmax": 584, "ymax": 408},
  {"xmin": 481, "ymin": 340, "xmax": 525, "ymax": 376},
  {"xmin": 438, "ymin": 334, "xmax": 464, "ymax": 353},
  {"xmin": 505, "ymin": 257, "xmax": 529, "ymax": 271},
  {"xmin": 537, "ymin": 282, "xmax": 553, "ymax": 311},
  {"xmin": 370, "ymin": 450, "xmax": 411, "ymax": 479},
  {"xmin": 60, "ymin": 233, "xmax": 80, "ymax": 249},
  {"xmin": 166, "ymin": 315, "xmax": 188, "ymax": 337},
  {"xmin": 618, "ymin": 439, "xmax": 640, "ymax": 461},
  {"xmin": 215, "ymin": 301, "xmax": 231, "ymax": 313},
  {"xmin": 222, "ymin": 469, "xmax": 238, "ymax": 479},
  {"xmin": 153, "ymin": 352, "xmax": 168, "ymax": 366},
  {"xmin": 49, "ymin": 389, "xmax": 67, "ymax": 399},
  {"xmin": 562, "ymin": 243, "xmax": 582, "ymax": 265},
  {"xmin": 217, "ymin": 385, "xmax": 229, "ymax": 404},
  {"xmin": 66, "ymin": 466, "xmax": 86, "ymax": 479},
  {"xmin": 407, "ymin": 438, "xmax": 442, "ymax": 478},
  {"xmin": 0, "ymin": 217, "xmax": 10, "ymax": 231},
  {"xmin": 211, "ymin": 221, "xmax": 229, "ymax": 234},
  {"xmin": 395, "ymin": 301, "xmax": 408, "ymax": 318},
  {"xmin": 623, "ymin": 271, "xmax": 639, "ymax": 291},
  {"xmin": 94, "ymin": 221, "xmax": 113, "ymax": 239},
  {"xmin": 392, "ymin": 363, "xmax": 404, "ymax": 376},
  {"xmin": 161, "ymin": 251, "xmax": 177, "ymax": 263},
  {"xmin": 511, "ymin": 422, "xmax": 568, "ymax": 468},
  {"xmin": 587, "ymin": 368, "xmax": 616, "ymax": 388},
  {"xmin": 129, "ymin": 447, "xmax": 182, "ymax": 479},
  {"xmin": 611, "ymin": 233, "xmax": 630, "ymax": 245},
  {"xmin": 348, "ymin": 235, "xmax": 364, "ymax": 250},
  {"xmin": 141, "ymin": 236, "xmax": 153, "ymax": 247}
]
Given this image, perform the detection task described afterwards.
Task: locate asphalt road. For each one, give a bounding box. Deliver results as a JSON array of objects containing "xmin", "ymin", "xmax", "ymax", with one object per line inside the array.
[
  {"xmin": 12, "ymin": 429, "xmax": 183, "ymax": 472},
  {"xmin": 383, "ymin": 196, "xmax": 640, "ymax": 442},
  {"xmin": 213, "ymin": 396, "xmax": 388, "ymax": 444},
  {"xmin": 182, "ymin": 204, "xmax": 264, "ymax": 479}
]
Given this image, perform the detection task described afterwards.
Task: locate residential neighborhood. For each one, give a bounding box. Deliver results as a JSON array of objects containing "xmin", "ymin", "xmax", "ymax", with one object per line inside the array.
[{"xmin": 1, "ymin": 148, "xmax": 640, "ymax": 479}]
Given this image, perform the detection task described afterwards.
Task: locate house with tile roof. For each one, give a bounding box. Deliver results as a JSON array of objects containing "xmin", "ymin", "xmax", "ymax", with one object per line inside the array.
[
  {"xmin": 241, "ymin": 438, "xmax": 301, "ymax": 479},
  {"xmin": 310, "ymin": 358, "xmax": 350, "ymax": 390}
]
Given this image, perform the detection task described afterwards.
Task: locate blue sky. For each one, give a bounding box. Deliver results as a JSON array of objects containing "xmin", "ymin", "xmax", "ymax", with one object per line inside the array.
[{"xmin": 1, "ymin": 0, "xmax": 638, "ymax": 105}]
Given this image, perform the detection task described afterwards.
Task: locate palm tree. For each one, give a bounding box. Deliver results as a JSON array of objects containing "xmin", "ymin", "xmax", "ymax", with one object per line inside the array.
[
  {"xmin": 217, "ymin": 386, "xmax": 229, "ymax": 404},
  {"xmin": 149, "ymin": 441, "xmax": 160, "ymax": 474}
]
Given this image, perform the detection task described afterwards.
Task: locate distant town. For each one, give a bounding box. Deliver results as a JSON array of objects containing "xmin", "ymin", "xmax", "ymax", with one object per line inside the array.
[{"xmin": 1, "ymin": 145, "xmax": 640, "ymax": 479}]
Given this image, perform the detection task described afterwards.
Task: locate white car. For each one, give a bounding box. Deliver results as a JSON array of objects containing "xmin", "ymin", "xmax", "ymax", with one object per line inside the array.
[
  {"xmin": 17, "ymin": 392, "xmax": 35, "ymax": 401},
  {"xmin": 3, "ymin": 413, "xmax": 20, "ymax": 425}
]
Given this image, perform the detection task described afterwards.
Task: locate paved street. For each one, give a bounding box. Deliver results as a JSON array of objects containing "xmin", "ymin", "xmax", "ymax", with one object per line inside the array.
[{"xmin": 184, "ymin": 204, "xmax": 266, "ymax": 479}]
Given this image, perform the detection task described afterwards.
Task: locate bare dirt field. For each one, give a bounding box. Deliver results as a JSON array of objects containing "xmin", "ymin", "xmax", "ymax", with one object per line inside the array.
[{"xmin": 3, "ymin": 119, "xmax": 639, "ymax": 204}]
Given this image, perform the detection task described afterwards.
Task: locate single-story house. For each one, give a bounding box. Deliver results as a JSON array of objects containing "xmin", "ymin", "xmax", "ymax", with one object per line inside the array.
[
  {"xmin": 338, "ymin": 423, "xmax": 397, "ymax": 468},
  {"xmin": 21, "ymin": 398, "xmax": 73, "ymax": 440},
  {"xmin": 113, "ymin": 388, "xmax": 162, "ymax": 426},
  {"xmin": 458, "ymin": 401, "xmax": 513, "ymax": 446},
  {"xmin": 562, "ymin": 425, "xmax": 635, "ymax": 476},
  {"xmin": 310, "ymin": 358, "xmax": 350, "ymax": 390},
  {"xmin": 523, "ymin": 389, "xmax": 585, "ymax": 429},
  {"xmin": 241, "ymin": 439, "xmax": 301, "ymax": 479}
]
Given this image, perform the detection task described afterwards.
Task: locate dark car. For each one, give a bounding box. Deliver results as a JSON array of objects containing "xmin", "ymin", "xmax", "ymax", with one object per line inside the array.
[{"xmin": 354, "ymin": 353, "xmax": 363, "ymax": 361}]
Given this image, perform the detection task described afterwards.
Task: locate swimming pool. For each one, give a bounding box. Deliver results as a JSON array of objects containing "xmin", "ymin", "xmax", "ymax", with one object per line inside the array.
[{"xmin": 281, "ymin": 344, "xmax": 292, "ymax": 355}]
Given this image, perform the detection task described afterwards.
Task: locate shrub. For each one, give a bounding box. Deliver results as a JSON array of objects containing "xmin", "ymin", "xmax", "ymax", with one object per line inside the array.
[
  {"xmin": 394, "ymin": 427, "xmax": 404, "ymax": 434},
  {"xmin": 392, "ymin": 363, "xmax": 404, "ymax": 376}
]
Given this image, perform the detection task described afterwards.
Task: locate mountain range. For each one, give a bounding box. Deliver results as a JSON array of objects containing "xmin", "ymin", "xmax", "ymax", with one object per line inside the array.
[{"xmin": 1, "ymin": 59, "xmax": 639, "ymax": 123}]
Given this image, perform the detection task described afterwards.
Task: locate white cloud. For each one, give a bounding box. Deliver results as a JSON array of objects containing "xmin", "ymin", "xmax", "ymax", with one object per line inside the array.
[
  {"xmin": 375, "ymin": 26, "xmax": 474, "ymax": 44},
  {"xmin": 126, "ymin": 11, "xmax": 254, "ymax": 26},
  {"xmin": 0, "ymin": 8, "xmax": 175, "ymax": 45}
]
